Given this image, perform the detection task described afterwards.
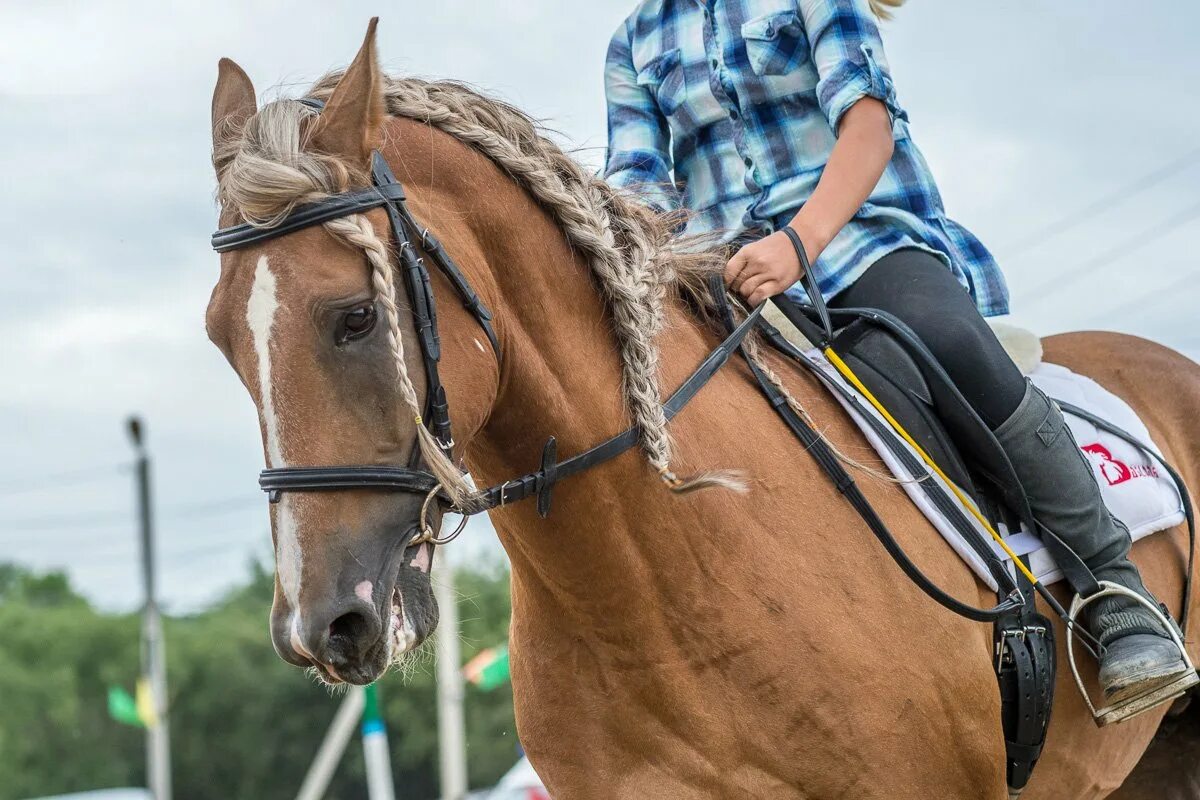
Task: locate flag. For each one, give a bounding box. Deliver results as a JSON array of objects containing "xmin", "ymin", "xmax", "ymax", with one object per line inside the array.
[
  {"xmin": 361, "ymin": 683, "xmax": 385, "ymax": 736},
  {"xmin": 135, "ymin": 677, "xmax": 158, "ymax": 727},
  {"xmin": 107, "ymin": 686, "xmax": 143, "ymax": 728},
  {"xmin": 463, "ymin": 644, "xmax": 510, "ymax": 691}
]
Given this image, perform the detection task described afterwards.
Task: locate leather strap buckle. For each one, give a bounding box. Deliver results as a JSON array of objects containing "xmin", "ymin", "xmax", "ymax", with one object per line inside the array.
[{"xmin": 535, "ymin": 437, "xmax": 558, "ymax": 518}]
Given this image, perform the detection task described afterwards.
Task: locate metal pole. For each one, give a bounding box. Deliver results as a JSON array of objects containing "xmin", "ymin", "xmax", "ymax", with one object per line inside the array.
[
  {"xmin": 434, "ymin": 550, "xmax": 468, "ymax": 800},
  {"xmin": 127, "ymin": 417, "xmax": 171, "ymax": 800},
  {"xmin": 295, "ymin": 688, "xmax": 366, "ymax": 800},
  {"xmin": 361, "ymin": 684, "xmax": 396, "ymax": 800}
]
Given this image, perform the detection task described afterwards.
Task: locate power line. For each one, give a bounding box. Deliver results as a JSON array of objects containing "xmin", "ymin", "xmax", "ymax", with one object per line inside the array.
[
  {"xmin": 0, "ymin": 463, "xmax": 131, "ymax": 497},
  {"xmin": 0, "ymin": 508, "xmax": 131, "ymax": 533},
  {"xmin": 2, "ymin": 525, "xmax": 266, "ymax": 563},
  {"xmin": 0, "ymin": 494, "xmax": 262, "ymax": 539},
  {"xmin": 160, "ymin": 494, "xmax": 264, "ymax": 518},
  {"xmin": 1016, "ymin": 199, "xmax": 1200, "ymax": 306},
  {"xmin": 1078, "ymin": 267, "xmax": 1200, "ymax": 326},
  {"xmin": 1002, "ymin": 147, "xmax": 1200, "ymax": 258}
]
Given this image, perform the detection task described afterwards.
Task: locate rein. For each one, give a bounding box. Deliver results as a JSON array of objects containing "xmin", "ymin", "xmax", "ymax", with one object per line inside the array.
[{"xmin": 212, "ymin": 130, "xmax": 762, "ymax": 541}]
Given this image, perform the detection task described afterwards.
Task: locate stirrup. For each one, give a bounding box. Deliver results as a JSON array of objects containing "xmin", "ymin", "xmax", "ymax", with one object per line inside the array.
[{"xmin": 1066, "ymin": 581, "xmax": 1199, "ymax": 727}]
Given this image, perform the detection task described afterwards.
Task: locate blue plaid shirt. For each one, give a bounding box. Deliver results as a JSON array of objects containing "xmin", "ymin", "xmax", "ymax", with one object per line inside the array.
[{"xmin": 603, "ymin": 0, "xmax": 1010, "ymax": 316}]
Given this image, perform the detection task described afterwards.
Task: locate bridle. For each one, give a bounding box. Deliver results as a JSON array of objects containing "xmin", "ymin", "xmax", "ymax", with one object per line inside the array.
[{"xmin": 212, "ymin": 99, "xmax": 762, "ymax": 545}]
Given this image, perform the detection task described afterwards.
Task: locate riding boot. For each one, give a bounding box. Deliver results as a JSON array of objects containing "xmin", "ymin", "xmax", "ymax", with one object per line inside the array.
[{"xmin": 994, "ymin": 380, "xmax": 1191, "ymax": 703}]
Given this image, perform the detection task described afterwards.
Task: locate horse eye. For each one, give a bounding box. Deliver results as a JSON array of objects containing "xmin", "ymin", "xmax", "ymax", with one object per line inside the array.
[{"xmin": 337, "ymin": 304, "xmax": 377, "ymax": 344}]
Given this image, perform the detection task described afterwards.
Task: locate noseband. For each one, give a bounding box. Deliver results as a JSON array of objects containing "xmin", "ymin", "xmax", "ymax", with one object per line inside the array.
[{"xmin": 212, "ymin": 99, "xmax": 761, "ymax": 544}]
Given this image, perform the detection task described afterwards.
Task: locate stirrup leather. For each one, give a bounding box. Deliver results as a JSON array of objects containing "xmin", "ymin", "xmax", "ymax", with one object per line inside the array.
[{"xmin": 1066, "ymin": 581, "xmax": 1199, "ymax": 726}]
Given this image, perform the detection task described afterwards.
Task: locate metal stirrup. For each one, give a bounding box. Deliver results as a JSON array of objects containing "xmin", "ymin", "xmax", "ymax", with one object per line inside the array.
[{"xmin": 1065, "ymin": 581, "xmax": 1198, "ymax": 727}]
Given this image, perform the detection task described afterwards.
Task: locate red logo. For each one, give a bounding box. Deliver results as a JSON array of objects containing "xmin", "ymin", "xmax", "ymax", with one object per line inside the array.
[{"xmin": 1081, "ymin": 443, "xmax": 1158, "ymax": 486}]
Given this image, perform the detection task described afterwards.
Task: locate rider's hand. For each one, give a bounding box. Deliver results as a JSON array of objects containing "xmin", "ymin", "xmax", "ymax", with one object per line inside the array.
[{"xmin": 724, "ymin": 229, "xmax": 805, "ymax": 306}]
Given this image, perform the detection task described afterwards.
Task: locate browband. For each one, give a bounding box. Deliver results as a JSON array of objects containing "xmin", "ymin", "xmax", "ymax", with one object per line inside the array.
[{"xmin": 212, "ymin": 183, "xmax": 408, "ymax": 252}]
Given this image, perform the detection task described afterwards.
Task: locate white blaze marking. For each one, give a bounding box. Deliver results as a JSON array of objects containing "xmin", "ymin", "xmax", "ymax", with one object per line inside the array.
[
  {"xmin": 290, "ymin": 615, "xmax": 308, "ymax": 658},
  {"xmin": 246, "ymin": 255, "xmax": 303, "ymax": 608},
  {"xmin": 246, "ymin": 255, "xmax": 283, "ymax": 466}
]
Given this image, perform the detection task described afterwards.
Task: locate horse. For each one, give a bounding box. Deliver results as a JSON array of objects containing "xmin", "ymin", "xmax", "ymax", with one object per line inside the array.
[{"xmin": 204, "ymin": 21, "xmax": 1200, "ymax": 799}]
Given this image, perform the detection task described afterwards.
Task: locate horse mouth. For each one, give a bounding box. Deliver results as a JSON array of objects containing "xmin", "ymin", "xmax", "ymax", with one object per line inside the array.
[{"xmin": 389, "ymin": 584, "xmax": 422, "ymax": 659}]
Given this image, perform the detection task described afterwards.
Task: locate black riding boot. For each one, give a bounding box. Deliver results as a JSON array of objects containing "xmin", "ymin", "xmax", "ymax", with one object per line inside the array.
[{"xmin": 994, "ymin": 381, "xmax": 1191, "ymax": 703}]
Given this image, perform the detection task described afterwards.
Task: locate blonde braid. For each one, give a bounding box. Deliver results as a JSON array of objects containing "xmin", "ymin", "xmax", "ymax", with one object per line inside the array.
[
  {"xmin": 323, "ymin": 214, "xmax": 481, "ymax": 511},
  {"xmin": 310, "ymin": 76, "xmax": 747, "ymax": 492}
]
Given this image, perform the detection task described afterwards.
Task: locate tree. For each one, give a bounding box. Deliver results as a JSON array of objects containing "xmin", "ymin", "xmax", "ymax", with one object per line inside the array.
[{"xmin": 0, "ymin": 560, "xmax": 517, "ymax": 800}]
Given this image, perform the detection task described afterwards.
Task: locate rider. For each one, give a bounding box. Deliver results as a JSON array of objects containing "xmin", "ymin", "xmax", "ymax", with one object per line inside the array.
[{"xmin": 603, "ymin": 0, "xmax": 1191, "ymax": 710}]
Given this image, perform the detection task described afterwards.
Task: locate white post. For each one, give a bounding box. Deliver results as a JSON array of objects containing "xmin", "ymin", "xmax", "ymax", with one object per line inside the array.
[
  {"xmin": 362, "ymin": 684, "xmax": 396, "ymax": 800},
  {"xmin": 434, "ymin": 551, "xmax": 469, "ymax": 800},
  {"xmin": 128, "ymin": 418, "xmax": 171, "ymax": 800},
  {"xmin": 295, "ymin": 688, "xmax": 366, "ymax": 800}
]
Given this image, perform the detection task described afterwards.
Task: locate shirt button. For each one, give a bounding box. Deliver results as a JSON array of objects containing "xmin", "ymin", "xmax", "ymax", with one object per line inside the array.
[
  {"xmin": 729, "ymin": 108, "xmax": 740, "ymax": 120},
  {"xmin": 711, "ymin": 58, "xmax": 719, "ymax": 69},
  {"xmin": 744, "ymin": 156, "xmax": 753, "ymax": 167}
]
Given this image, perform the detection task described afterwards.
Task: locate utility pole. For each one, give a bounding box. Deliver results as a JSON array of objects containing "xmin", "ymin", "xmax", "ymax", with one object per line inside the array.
[
  {"xmin": 434, "ymin": 549, "xmax": 468, "ymax": 800},
  {"xmin": 127, "ymin": 417, "xmax": 172, "ymax": 800}
]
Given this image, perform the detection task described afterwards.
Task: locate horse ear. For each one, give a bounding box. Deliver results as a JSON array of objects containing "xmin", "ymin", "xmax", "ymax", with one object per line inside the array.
[
  {"xmin": 211, "ymin": 58, "xmax": 256, "ymax": 172},
  {"xmin": 309, "ymin": 18, "xmax": 386, "ymax": 167}
]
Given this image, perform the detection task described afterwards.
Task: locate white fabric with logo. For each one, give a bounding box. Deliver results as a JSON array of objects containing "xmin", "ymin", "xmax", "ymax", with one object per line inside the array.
[{"xmin": 810, "ymin": 354, "xmax": 1187, "ymax": 591}]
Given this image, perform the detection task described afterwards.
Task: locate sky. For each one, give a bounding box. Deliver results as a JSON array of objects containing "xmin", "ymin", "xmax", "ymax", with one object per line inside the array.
[{"xmin": 1, "ymin": 1, "xmax": 1198, "ymax": 612}]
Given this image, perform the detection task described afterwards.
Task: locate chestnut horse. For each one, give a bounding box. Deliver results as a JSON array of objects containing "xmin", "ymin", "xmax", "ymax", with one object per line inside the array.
[{"xmin": 205, "ymin": 23, "xmax": 1200, "ymax": 800}]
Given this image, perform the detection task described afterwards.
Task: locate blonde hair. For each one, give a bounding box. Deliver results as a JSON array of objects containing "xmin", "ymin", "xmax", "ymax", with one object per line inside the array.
[{"xmin": 869, "ymin": 0, "xmax": 905, "ymax": 20}]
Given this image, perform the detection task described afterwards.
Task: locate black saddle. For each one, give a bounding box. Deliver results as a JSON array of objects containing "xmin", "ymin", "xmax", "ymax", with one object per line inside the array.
[{"xmin": 758, "ymin": 293, "xmax": 1061, "ymax": 794}]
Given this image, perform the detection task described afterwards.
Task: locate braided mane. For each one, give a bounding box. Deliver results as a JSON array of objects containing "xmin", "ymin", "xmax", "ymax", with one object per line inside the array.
[{"xmin": 214, "ymin": 73, "xmax": 825, "ymax": 503}]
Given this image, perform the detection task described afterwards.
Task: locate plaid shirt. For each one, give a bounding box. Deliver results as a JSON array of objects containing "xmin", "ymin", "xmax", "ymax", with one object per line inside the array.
[{"xmin": 603, "ymin": 0, "xmax": 1010, "ymax": 316}]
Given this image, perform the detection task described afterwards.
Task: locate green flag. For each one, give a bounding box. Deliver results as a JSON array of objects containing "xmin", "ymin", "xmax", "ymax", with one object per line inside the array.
[
  {"xmin": 107, "ymin": 686, "xmax": 144, "ymax": 728},
  {"xmin": 362, "ymin": 683, "xmax": 385, "ymax": 735},
  {"xmin": 463, "ymin": 644, "xmax": 510, "ymax": 691}
]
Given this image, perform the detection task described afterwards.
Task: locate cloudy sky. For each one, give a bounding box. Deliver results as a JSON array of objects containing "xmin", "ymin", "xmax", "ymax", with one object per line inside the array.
[{"xmin": 1, "ymin": 1, "xmax": 1197, "ymax": 611}]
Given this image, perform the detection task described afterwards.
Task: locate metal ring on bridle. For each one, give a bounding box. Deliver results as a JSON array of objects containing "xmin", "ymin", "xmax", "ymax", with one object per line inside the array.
[{"xmin": 411, "ymin": 483, "xmax": 470, "ymax": 546}]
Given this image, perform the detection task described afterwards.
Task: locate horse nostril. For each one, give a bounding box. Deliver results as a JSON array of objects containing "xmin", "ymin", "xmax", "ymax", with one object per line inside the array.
[
  {"xmin": 329, "ymin": 610, "xmax": 371, "ymax": 645},
  {"xmin": 299, "ymin": 597, "xmax": 383, "ymax": 680}
]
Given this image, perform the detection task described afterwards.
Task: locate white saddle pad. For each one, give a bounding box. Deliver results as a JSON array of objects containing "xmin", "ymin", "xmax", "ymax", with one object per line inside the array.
[{"xmin": 807, "ymin": 354, "xmax": 1187, "ymax": 590}]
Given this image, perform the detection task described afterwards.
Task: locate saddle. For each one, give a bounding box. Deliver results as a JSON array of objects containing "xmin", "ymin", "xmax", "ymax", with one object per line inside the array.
[
  {"xmin": 757, "ymin": 296, "xmax": 1060, "ymax": 794},
  {"xmin": 706, "ymin": 241, "xmax": 1196, "ymax": 796}
]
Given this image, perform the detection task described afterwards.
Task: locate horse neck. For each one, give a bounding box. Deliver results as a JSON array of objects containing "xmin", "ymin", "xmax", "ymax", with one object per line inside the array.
[
  {"xmin": 473, "ymin": 210, "xmax": 723, "ymax": 636},
  {"xmin": 389, "ymin": 126, "xmax": 724, "ymax": 628}
]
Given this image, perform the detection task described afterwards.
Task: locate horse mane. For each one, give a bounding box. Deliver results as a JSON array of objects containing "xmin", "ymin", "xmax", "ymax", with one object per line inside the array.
[{"xmin": 214, "ymin": 71, "xmax": 829, "ymax": 498}]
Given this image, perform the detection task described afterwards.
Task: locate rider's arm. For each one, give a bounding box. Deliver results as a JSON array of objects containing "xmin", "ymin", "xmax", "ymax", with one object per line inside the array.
[
  {"xmin": 787, "ymin": 97, "xmax": 893, "ymax": 264},
  {"xmin": 727, "ymin": 0, "xmax": 905, "ymax": 304},
  {"xmin": 601, "ymin": 22, "xmax": 678, "ymax": 214},
  {"xmin": 792, "ymin": 0, "xmax": 904, "ymax": 260}
]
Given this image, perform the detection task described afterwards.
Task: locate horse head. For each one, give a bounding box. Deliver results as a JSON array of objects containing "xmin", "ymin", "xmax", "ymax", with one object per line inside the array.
[{"xmin": 205, "ymin": 21, "xmax": 500, "ymax": 684}]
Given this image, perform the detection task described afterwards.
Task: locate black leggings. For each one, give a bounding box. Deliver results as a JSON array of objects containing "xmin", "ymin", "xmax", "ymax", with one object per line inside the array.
[{"xmin": 829, "ymin": 248, "xmax": 1026, "ymax": 429}]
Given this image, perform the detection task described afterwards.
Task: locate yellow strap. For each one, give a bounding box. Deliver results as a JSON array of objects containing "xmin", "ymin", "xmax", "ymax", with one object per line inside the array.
[{"xmin": 823, "ymin": 347, "xmax": 1040, "ymax": 587}]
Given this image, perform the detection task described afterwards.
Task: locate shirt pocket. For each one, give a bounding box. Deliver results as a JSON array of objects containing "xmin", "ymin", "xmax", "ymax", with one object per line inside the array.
[
  {"xmin": 636, "ymin": 48, "xmax": 686, "ymax": 117},
  {"xmin": 741, "ymin": 10, "xmax": 810, "ymax": 77}
]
